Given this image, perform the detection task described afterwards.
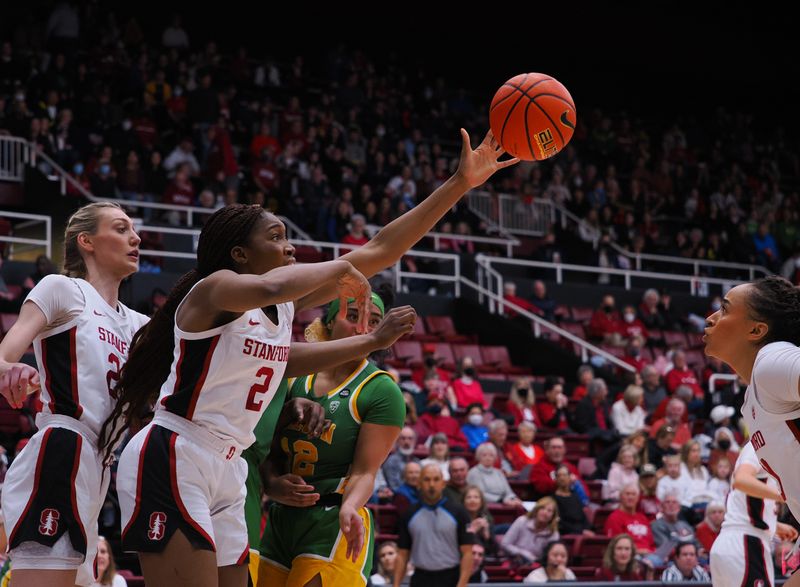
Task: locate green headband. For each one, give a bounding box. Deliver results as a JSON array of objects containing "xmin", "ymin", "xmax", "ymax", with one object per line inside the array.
[{"xmin": 324, "ymin": 294, "xmax": 385, "ymax": 325}]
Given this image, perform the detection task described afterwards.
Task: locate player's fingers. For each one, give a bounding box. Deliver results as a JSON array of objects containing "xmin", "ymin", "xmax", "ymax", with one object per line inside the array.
[
  {"xmin": 486, "ymin": 129, "xmax": 497, "ymax": 148},
  {"xmin": 460, "ymin": 128, "xmax": 471, "ymax": 156},
  {"xmin": 497, "ymin": 157, "xmax": 521, "ymax": 169},
  {"xmin": 337, "ymin": 293, "xmax": 348, "ymax": 321}
]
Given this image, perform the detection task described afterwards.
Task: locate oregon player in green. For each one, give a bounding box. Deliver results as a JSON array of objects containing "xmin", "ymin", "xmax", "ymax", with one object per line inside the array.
[{"xmin": 259, "ymin": 292, "xmax": 413, "ymax": 586}]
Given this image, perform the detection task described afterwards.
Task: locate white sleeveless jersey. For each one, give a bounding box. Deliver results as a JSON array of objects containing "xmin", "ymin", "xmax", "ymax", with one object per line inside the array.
[
  {"xmin": 740, "ymin": 342, "xmax": 800, "ymax": 523},
  {"xmin": 156, "ymin": 290, "xmax": 293, "ymax": 451},
  {"xmin": 31, "ymin": 277, "xmax": 149, "ymax": 438},
  {"xmin": 719, "ymin": 442, "xmax": 778, "ymax": 540}
]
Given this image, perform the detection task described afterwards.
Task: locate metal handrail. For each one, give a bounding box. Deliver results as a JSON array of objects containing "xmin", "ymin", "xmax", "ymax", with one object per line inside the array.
[
  {"xmin": 457, "ymin": 276, "xmax": 635, "ymax": 372},
  {"xmin": 475, "ymin": 254, "xmax": 747, "ymax": 297},
  {"xmin": 0, "ymin": 209, "xmax": 52, "ymax": 258},
  {"xmin": 548, "ymin": 199, "xmax": 769, "ymax": 279}
]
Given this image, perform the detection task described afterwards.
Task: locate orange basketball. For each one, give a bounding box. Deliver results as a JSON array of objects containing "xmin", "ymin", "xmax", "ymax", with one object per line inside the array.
[{"xmin": 489, "ymin": 73, "xmax": 576, "ymax": 161}]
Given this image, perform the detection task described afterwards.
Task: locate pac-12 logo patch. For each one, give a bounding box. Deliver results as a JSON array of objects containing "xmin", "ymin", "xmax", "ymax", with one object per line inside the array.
[
  {"xmin": 329, "ymin": 400, "xmax": 340, "ymax": 414},
  {"xmin": 148, "ymin": 512, "xmax": 167, "ymax": 541},
  {"xmin": 38, "ymin": 508, "xmax": 60, "ymax": 536}
]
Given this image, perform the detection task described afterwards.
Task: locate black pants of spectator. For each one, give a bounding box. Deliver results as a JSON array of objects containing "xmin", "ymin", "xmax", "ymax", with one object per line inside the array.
[{"xmin": 411, "ymin": 566, "xmax": 461, "ymax": 587}]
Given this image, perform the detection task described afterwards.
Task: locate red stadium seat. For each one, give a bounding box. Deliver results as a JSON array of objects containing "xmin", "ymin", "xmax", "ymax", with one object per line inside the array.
[
  {"xmin": 586, "ymin": 480, "xmax": 605, "ymax": 504},
  {"xmin": 570, "ymin": 306, "xmax": 594, "ymax": 323},
  {"xmin": 590, "ymin": 506, "xmax": 616, "ymax": 533},
  {"xmin": 391, "ymin": 340, "xmax": 422, "ymax": 366},
  {"xmin": 407, "ymin": 318, "xmax": 438, "ymax": 342},
  {"xmin": 487, "ymin": 503, "xmax": 524, "ymax": 526},
  {"xmin": 424, "ymin": 315, "xmax": 472, "ymax": 343},
  {"xmin": 663, "ymin": 330, "xmax": 688, "ymax": 348},
  {"xmin": 429, "ymin": 342, "xmax": 456, "ymax": 371},
  {"xmin": 480, "ymin": 345, "xmax": 531, "ymax": 375},
  {"xmin": 574, "ymin": 535, "xmax": 611, "ymax": 566}
]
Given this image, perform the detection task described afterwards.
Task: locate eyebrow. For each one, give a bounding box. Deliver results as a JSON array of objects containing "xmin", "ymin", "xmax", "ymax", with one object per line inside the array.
[{"xmin": 722, "ymin": 298, "xmax": 731, "ymax": 308}]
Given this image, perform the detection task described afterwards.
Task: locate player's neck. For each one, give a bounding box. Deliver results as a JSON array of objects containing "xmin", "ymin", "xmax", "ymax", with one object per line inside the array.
[
  {"xmin": 727, "ymin": 346, "xmax": 760, "ymax": 385},
  {"xmin": 84, "ymin": 272, "xmax": 122, "ymax": 310},
  {"xmin": 321, "ymin": 359, "xmax": 363, "ymax": 387}
]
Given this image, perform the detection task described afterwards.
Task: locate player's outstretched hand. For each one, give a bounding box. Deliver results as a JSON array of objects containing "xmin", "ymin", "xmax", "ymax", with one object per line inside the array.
[
  {"xmin": 455, "ymin": 128, "xmax": 520, "ymax": 189},
  {"xmin": 336, "ymin": 262, "xmax": 372, "ymax": 334},
  {"xmin": 0, "ymin": 362, "xmax": 40, "ymax": 409},
  {"xmin": 370, "ymin": 306, "xmax": 416, "ymax": 349},
  {"xmin": 286, "ymin": 397, "xmax": 330, "ymax": 438},
  {"xmin": 266, "ymin": 473, "xmax": 320, "ymax": 507},
  {"xmin": 339, "ymin": 503, "xmax": 365, "ymax": 562},
  {"xmin": 777, "ymin": 521, "xmax": 799, "ymax": 542}
]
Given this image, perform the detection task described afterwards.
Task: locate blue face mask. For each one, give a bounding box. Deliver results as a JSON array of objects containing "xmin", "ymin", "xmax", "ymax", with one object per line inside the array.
[
  {"xmin": 99, "ymin": 164, "xmax": 111, "ymax": 175},
  {"xmin": 73, "ymin": 163, "xmax": 84, "ymax": 174}
]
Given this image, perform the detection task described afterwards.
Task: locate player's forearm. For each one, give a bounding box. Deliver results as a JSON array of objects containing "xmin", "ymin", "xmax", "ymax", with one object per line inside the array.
[
  {"xmin": 393, "ymin": 550, "xmax": 410, "ymax": 587},
  {"xmin": 341, "ymin": 471, "xmax": 377, "ymax": 512},
  {"xmin": 457, "ymin": 549, "xmax": 473, "ymax": 587},
  {"xmin": 732, "ymin": 472, "xmax": 783, "ymax": 502},
  {"xmin": 285, "ymin": 338, "xmax": 377, "ymax": 378}
]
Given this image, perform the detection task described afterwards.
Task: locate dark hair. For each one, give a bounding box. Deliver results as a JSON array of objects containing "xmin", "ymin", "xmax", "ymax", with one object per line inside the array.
[
  {"xmin": 543, "ymin": 375, "xmax": 561, "ymax": 393},
  {"xmin": 99, "ymin": 205, "xmax": 267, "ymax": 460},
  {"xmin": 540, "ymin": 540, "xmax": 569, "ymax": 567},
  {"xmin": 746, "ymin": 276, "xmax": 800, "ymax": 346},
  {"xmin": 674, "ymin": 541, "xmax": 696, "ymax": 558},
  {"xmin": 465, "ymin": 402, "xmax": 484, "ymax": 413}
]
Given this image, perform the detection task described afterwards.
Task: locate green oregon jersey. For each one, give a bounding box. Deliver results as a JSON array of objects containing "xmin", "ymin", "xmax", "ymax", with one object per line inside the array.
[{"xmin": 278, "ymin": 359, "xmax": 405, "ymax": 496}]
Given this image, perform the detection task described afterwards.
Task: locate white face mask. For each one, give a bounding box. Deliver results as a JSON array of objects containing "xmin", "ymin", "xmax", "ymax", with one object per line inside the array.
[
  {"xmin": 398, "ymin": 446, "xmax": 414, "ymax": 456},
  {"xmin": 468, "ymin": 414, "xmax": 483, "ymax": 426},
  {"xmin": 624, "ymin": 312, "xmax": 635, "ymax": 323}
]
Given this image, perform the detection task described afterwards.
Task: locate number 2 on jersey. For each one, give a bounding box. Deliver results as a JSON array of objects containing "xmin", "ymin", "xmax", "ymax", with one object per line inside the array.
[
  {"xmin": 106, "ymin": 353, "xmax": 121, "ymax": 399},
  {"xmin": 246, "ymin": 366, "xmax": 274, "ymax": 411}
]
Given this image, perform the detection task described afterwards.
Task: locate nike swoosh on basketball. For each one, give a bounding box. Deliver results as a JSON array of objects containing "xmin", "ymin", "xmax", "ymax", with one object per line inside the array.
[
  {"xmin": 560, "ymin": 111, "xmax": 575, "ymax": 130},
  {"xmin": 248, "ymin": 319, "xmax": 260, "ymax": 326}
]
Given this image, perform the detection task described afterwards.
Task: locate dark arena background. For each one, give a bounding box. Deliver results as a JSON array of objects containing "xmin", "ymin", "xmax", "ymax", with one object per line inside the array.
[{"xmin": 1, "ymin": 1, "xmax": 799, "ymax": 585}]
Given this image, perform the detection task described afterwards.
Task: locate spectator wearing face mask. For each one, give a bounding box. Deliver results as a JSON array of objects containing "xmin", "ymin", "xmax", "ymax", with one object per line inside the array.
[
  {"xmin": 411, "ymin": 343, "xmax": 451, "ymax": 389},
  {"xmin": 621, "ymin": 336, "xmax": 649, "ymax": 373},
  {"xmin": 461, "ymin": 403, "xmax": 489, "ymax": 450},
  {"xmin": 447, "ymin": 357, "xmax": 487, "ymax": 409},
  {"xmin": 619, "ymin": 304, "xmax": 649, "ymax": 342},
  {"xmin": 588, "ymin": 295, "xmax": 624, "ymax": 344}
]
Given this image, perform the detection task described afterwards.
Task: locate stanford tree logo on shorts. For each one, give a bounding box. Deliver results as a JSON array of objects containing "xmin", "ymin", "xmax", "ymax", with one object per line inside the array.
[
  {"xmin": 38, "ymin": 508, "xmax": 60, "ymax": 536},
  {"xmin": 148, "ymin": 512, "xmax": 167, "ymax": 541}
]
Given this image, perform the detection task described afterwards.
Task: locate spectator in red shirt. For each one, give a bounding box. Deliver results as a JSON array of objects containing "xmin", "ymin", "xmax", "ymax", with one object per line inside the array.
[
  {"xmin": 507, "ymin": 421, "xmax": 544, "ymax": 472},
  {"xmin": 619, "ymin": 304, "xmax": 649, "ymax": 341},
  {"xmin": 507, "ymin": 377, "xmax": 539, "ymax": 427},
  {"xmin": 588, "ymin": 294, "xmax": 624, "ymax": 344},
  {"xmin": 603, "ymin": 483, "xmax": 657, "ymax": 555},
  {"xmin": 341, "ymin": 213, "xmax": 369, "ymax": 249},
  {"xmin": 571, "ymin": 364, "xmax": 594, "ymax": 400},
  {"xmin": 162, "ymin": 163, "xmax": 195, "ymax": 225},
  {"xmin": 414, "ymin": 390, "xmax": 469, "ymax": 452},
  {"xmin": 665, "ymin": 350, "xmax": 703, "ymax": 398},
  {"xmin": 502, "ymin": 281, "xmax": 542, "ymax": 319},
  {"xmin": 249, "ymin": 118, "xmax": 281, "ymax": 160},
  {"xmin": 251, "ymin": 146, "xmax": 280, "ymax": 196},
  {"xmin": 621, "ymin": 335, "xmax": 649, "ymax": 373},
  {"xmin": 447, "ymin": 357, "xmax": 487, "ymax": 409},
  {"xmin": 410, "ymin": 343, "xmax": 450, "ymax": 389},
  {"xmin": 649, "ymin": 398, "xmax": 691, "ymax": 450},
  {"xmin": 537, "ymin": 376, "xmax": 570, "ymax": 431},
  {"xmin": 529, "ymin": 437, "xmax": 588, "ymax": 497},
  {"xmin": 695, "ymin": 501, "xmax": 725, "ymax": 553}
]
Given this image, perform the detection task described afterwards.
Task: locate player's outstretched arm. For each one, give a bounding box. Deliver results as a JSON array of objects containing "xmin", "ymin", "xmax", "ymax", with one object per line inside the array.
[
  {"xmin": 296, "ymin": 129, "xmax": 519, "ymax": 312},
  {"xmin": 0, "ymin": 301, "xmax": 47, "ymax": 408},
  {"xmin": 285, "ymin": 306, "xmax": 416, "ymax": 378}
]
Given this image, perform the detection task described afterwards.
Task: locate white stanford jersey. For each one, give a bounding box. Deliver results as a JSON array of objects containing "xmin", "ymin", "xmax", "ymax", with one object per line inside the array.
[
  {"xmin": 31, "ymin": 277, "xmax": 149, "ymax": 438},
  {"xmin": 740, "ymin": 342, "xmax": 800, "ymax": 524},
  {"xmin": 720, "ymin": 442, "xmax": 778, "ymax": 541},
  {"xmin": 156, "ymin": 291, "xmax": 293, "ymax": 451}
]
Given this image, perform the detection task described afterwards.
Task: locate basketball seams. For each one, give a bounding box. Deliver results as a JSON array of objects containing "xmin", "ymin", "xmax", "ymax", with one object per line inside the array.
[
  {"xmin": 523, "ymin": 100, "xmax": 536, "ymax": 161},
  {"xmin": 498, "ymin": 89, "xmax": 530, "ymax": 151},
  {"xmin": 531, "ymin": 93, "xmax": 577, "ymax": 111},
  {"xmin": 489, "ymin": 73, "xmax": 529, "ymax": 113},
  {"xmin": 530, "ymin": 97, "xmax": 566, "ymax": 149}
]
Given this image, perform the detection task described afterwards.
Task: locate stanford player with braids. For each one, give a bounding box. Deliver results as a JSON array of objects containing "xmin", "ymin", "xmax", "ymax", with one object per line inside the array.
[
  {"xmin": 0, "ymin": 202, "xmax": 148, "ymax": 587},
  {"xmin": 103, "ymin": 203, "xmax": 419, "ymax": 587},
  {"xmin": 704, "ymin": 276, "xmax": 800, "ymax": 586}
]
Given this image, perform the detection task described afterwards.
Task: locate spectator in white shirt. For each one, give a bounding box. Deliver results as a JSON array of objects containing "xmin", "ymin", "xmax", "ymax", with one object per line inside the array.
[{"xmin": 610, "ymin": 384, "xmax": 647, "ymax": 436}]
